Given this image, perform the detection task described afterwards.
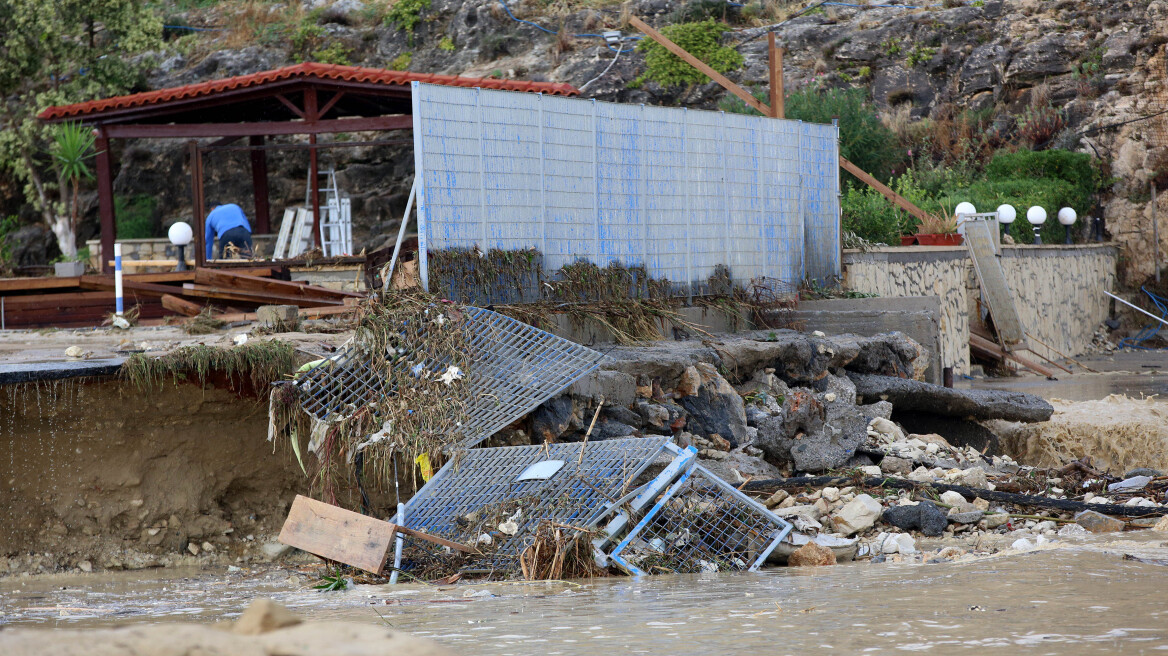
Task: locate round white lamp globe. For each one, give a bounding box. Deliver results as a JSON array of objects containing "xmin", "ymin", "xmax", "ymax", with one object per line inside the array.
[
  {"xmin": 168, "ymin": 221, "xmax": 193, "ymax": 246},
  {"xmin": 996, "ymin": 204, "xmax": 1017, "ymax": 224},
  {"xmin": 1026, "ymin": 206, "xmax": 1047, "ymax": 225},
  {"xmin": 1057, "ymin": 207, "xmax": 1077, "ymax": 226},
  {"xmin": 954, "ymin": 202, "xmax": 977, "ymax": 216}
]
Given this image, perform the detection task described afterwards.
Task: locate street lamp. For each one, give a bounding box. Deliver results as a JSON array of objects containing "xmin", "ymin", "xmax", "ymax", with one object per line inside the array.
[
  {"xmin": 1057, "ymin": 207, "xmax": 1077, "ymax": 244},
  {"xmin": 1027, "ymin": 206, "xmax": 1047, "ymax": 245},
  {"xmin": 997, "ymin": 204, "xmax": 1016, "ymax": 239},
  {"xmin": 168, "ymin": 221, "xmax": 193, "ymax": 271}
]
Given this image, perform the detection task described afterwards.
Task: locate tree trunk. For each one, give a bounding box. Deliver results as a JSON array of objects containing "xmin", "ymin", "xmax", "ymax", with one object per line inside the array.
[
  {"xmin": 20, "ymin": 146, "xmax": 79, "ymax": 258},
  {"xmin": 50, "ymin": 214, "xmax": 78, "ymax": 259}
]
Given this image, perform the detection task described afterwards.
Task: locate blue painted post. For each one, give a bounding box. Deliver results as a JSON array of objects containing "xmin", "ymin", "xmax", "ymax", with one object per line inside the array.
[{"xmin": 114, "ymin": 243, "xmax": 124, "ymax": 316}]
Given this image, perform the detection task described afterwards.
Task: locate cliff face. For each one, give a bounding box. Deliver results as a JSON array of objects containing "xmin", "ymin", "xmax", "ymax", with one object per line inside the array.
[{"xmin": 7, "ymin": 0, "xmax": 1168, "ymax": 280}]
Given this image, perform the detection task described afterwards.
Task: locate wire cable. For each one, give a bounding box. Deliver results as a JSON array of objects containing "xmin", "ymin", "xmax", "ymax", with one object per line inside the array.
[{"xmin": 579, "ymin": 41, "xmax": 624, "ymax": 92}]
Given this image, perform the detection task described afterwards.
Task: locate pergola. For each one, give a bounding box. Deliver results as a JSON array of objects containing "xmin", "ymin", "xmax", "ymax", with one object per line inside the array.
[{"xmin": 39, "ymin": 63, "xmax": 577, "ymax": 272}]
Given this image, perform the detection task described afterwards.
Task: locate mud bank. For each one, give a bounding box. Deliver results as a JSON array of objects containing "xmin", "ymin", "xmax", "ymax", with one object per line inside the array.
[{"xmin": 0, "ymin": 377, "xmax": 306, "ymax": 575}]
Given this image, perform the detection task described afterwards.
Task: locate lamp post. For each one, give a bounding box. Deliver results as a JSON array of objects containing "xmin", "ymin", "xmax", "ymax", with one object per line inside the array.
[
  {"xmin": 1057, "ymin": 207, "xmax": 1077, "ymax": 245},
  {"xmin": 168, "ymin": 221, "xmax": 193, "ymax": 271},
  {"xmin": 996, "ymin": 204, "xmax": 1016, "ymax": 239},
  {"xmin": 1027, "ymin": 206, "xmax": 1047, "ymax": 245}
]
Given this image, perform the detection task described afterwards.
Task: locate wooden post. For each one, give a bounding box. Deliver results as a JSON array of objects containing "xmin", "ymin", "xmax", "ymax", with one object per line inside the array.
[
  {"xmin": 249, "ymin": 135, "xmax": 270, "ymax": 234},
  {"xmin": 768, "ymin": 32, "xmax": 784, "ymax": 119},
  {"xmin": 838, "ymin": 155, "xmax": 930, "ymax": 223},
  {"xmin": 190, "ymin": 140, "xmax": 207, "ymax": 268},
  {"xmin": 94, "ymin": 130, "xmax": 116, "ymax": 274},
  {"xmin": 306, "ymin": 88, "xmax": 322, "ymax": 248}
]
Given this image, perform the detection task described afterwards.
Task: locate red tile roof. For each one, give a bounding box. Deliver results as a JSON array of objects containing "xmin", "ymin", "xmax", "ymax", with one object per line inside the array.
[{"xmin": 39, "ymin": 62, "xmax": 579, "ymax": 121}]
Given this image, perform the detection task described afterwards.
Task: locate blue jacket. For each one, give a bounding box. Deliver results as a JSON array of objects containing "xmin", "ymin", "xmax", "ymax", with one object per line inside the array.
[{"xmin": 204, "ymin": 204, "xmax": 252, "ymax": 259}]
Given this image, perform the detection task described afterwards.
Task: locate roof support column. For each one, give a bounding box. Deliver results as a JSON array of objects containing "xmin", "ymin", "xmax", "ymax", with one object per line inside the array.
[
  {"xmin": 306, "ymin": 88, "xmax": 322, "ymax": 248},
  {"xmin": 249, "ymin": 135, "xmax": 270, "ymax": 233},
  {"xmin": 94, "ymin": 129, "xmax": 116, "ymax": 274},
  {"xmin": 189, "ymin": 140, "xmax": 207, "ymax": 268}
]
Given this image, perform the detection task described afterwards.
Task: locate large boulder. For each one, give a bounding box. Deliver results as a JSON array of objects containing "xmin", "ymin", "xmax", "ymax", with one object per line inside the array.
[
  {"xmin": 676, "ymin": 363, "xmax": 749, "ymax": 447},
  {"xmin": 754, "ymin": 389, "xmax": 871, "ymax": 473},
  {"xmin": 850, "ymin": 373, "xmax": 1053, "ymax": 423}
]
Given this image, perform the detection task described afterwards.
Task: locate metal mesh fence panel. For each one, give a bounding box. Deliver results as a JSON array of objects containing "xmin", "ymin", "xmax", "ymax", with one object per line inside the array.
[
  {"xmin": 400, "ymin": 437, "xmax": 670, "ymax": 575},
  {"xmin": 604, "ymin": 461, "xmax": 792, "ymax": 575},
  {"xmin": 412, "ymin": 83, "xmax": 841, "ymax": 302},
  {"xmin": 294, "ymin": 306, "xmax": 606, "ymax": 448}
]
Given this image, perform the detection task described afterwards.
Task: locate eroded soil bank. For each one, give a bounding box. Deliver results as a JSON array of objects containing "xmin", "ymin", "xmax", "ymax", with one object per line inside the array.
[{"xmin": 0, "ymin": 378, "xmax": 307, "ymax": 575}]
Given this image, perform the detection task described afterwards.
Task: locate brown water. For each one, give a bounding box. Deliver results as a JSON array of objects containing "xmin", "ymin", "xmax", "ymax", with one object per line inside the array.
[{"xmin": 5, "ymin": 534, "xmax": 1168, "ymax": 654}]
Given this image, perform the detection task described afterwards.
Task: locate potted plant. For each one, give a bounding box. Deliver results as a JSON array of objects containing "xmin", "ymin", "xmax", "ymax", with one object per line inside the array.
[{"xmin": 914, "ymin": 212, "xmax": 963, "ymax": 246}]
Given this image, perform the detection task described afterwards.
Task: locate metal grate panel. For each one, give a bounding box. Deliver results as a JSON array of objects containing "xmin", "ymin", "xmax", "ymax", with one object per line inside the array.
[
  {"xmin": 294, "ymin": 306, "xmax": 607, "ymax": 448},
  {"xmin": 402, "ymin": 437, "xmax": 671, "ymax": 574}
]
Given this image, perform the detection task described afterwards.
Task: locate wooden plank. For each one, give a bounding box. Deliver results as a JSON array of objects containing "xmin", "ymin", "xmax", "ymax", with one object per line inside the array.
[
  {"xmin": 0, "ymin": 277, "xmax": 82, "ymax": 293},
  {"xmin": 180, "ymin": 283, "xmax": 344, "ymax": 307},
  {"xmin": 103, "ymin": 115, "xmax": 414, "ymax": 139},
  {"xmin": 273, "ymin": 208, "xmax": 297, "ymax": 260},
  {"xmin": 970, "ymin": 333, "xmax": 1057, "ymax": 378},
  {"xmin": 78, "ymin": 275, "xmax": 189, "ymax": 297},
  {"xmin": 628, "ymin": 15, "xmax": 773, "ymax": 117},
  {"xmin": 277, "ymin": 495, "xmax": 396, "ymax": 574},
  {"xmin": 162, "ymin": 294, "xmax": 206, "ymax": 317},
  {"xmin": 838, "ymin": 156, "xmax": 930, "ymax": 223},
  {"xmin": 194, "ymin": 268, "xmax": 363, "ymax": 299}
]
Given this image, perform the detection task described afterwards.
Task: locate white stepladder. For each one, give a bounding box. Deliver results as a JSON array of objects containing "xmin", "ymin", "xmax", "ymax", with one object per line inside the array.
[{"xmin": 306, "ymin": 167, "xmax": 353, "ymax": 257}]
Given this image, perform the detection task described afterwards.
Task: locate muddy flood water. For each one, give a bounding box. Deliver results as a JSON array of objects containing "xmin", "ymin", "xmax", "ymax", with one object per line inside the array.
[{"xmin": 4, "ymin": 534, "xmax": 1168, "ymax": 654}]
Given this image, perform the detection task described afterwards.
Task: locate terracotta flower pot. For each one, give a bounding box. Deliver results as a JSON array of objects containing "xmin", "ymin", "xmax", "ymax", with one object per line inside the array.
[
  {"xmin": 914, "ymin": 233, "xmax": 964, "ymax": 246},
  {"xmin": 899, "ymin": 235, "xmax": 917, "ymax": 246}
]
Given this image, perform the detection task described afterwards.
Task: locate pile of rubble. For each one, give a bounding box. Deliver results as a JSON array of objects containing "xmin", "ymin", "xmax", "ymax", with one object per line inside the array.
[{"xmin": 516, "ymin": 328, "xmax": 1168, "ymax": 568}]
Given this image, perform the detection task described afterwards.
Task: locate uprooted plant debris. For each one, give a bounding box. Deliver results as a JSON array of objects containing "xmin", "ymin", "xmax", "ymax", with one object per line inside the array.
[
  {"xmin": 121, "ymin": 340, "xmax": 302, "ymax": 393},
  {"xmin": 427, "ymin": 248, "xmax": 797, "ymax": 344},
  {"xmin": 269, "ymin": 292, "xmax": 475, "ymax": 502}
]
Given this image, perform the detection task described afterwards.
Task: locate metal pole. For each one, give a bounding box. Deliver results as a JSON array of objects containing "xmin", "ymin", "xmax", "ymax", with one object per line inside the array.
[
  {"xmin": 385, "ymin": 182, "xmax": 417, "ymax": 293},
  {"xmin": 1105, "ymin": 290, "xmax": 1168, "ymax": 327},
  {"xmin": 1154, "ymin": 182, "xmax": 1160, "ymax": 284}
]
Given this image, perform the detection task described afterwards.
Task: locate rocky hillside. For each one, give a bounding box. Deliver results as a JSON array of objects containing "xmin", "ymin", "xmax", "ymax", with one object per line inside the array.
[{"xmin": 4, "ymin": 0, "xmax": 1168, "ymax": 283}]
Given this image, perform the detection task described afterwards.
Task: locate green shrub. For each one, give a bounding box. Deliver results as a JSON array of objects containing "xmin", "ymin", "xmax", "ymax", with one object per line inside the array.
[
  {"xmin": 311, "ymin": 42, "xmax": 352, "ymax": 65},
  {"xmin": 636, "ymin": 20, "xmax": 743, "ymax": 87},
  {"xmin": 786, "ymin": 86, "xmax": 902, "ymax": 183},
  {"xmin": 438, "ymin": 36, "xmax": 455, "ymax": 51},
  {"xmin": 385, "ymin": 0, "xmax": 430, "ymax": 38},
  {"xmin": 0, "ymin": 215, "xmax": 19, "ymax": 272},
  {"xmin": 114, "ymin": 194, "xmax": 157, "ymax": 239},
  {"xmin": 389, "ymin": 52, "xmax": 412, "ymax": 71},
  {"xmin": 905, "ymin": 45, "xmax": 936, "ymax": 67},
  {"xmin": 842, "ymin": 172, "xmax": 930, "ymax": 243}
]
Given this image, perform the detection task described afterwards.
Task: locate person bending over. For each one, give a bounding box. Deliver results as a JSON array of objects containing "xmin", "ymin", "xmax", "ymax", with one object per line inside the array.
[{"xmin": 204, "ymin": 201, "xmax": 253, "ymax": 259}]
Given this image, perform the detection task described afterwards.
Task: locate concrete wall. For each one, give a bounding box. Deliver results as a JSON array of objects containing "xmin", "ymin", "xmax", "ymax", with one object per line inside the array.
[
  {"xmin": 790, "ymin": 296, "xmax": 944, "ymax": 384},
  {"xmin": 843, "ymin": 244, "xmax": 1116, "ymax": 375},
  {"xmin": 86, "ymin": 235, "xmax": 277, "ymax": 272}
]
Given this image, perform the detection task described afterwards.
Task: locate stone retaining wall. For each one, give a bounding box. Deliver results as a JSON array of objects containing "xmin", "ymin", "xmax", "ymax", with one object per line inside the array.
[
  {"xmin": 843, "ymin": 244, "xmax": 1116, "ymax": 375},
  {"xmin": 85, "ymin": 234, "xmax": 277, "ymax": 272}
]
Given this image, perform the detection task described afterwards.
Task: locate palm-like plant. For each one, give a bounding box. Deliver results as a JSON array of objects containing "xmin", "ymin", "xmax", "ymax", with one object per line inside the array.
[{"xmin": 51, "ymin": 122, "xmax": 96, "ymax": 257}]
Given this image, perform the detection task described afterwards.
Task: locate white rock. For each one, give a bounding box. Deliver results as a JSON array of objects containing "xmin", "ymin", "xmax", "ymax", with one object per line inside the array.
[
  {"xmin": 867, "ymin": 417, "xmax": 904, "ymax": 442},
  {"xmin": 763, "ymin": 489, "xmax": 790, "ymax": 508},
  {"xmin": 893, "ymin": 533, "xmax": 917, "ymax": 555},
  {"xmin": 201, "ymin": 541, "xmax": 215, "ymax": 553},
  {"xmin": 879, "ymin": 533, "xmax": 899, "ymax": 554},
  {"xmin": 1058, "ymin": 523, "xmax": 1088, "ymax": 537},
  {"xmin": 64, "ymin": 346, "xmax": 85, "ymax": 358},
  {"xmin": 925, "ymin": 443, "xmax": 939, "ymax": 455},
  {"xmin": 984, "ymin": 513, "xmax": 1009, "ymax": 529},
  {"xmin": 822, "ymin": 487, "xmax": 841, "ymax": 502},
  {"xmin": 908, "ymin": 467, "xmax": 935, "ymax": 483},
  {"xmin": 1034, "ymin": 521, "xmax": 1057, "ymax": 532},
  {"xmin": 1152, "ymin": 516, "xmax": 1168, "ymax": 533},
  {"xmin": 812, "ymin": 330, "xmax": 826, "ymax": 337},
  {"xmin": 859, "ymin": 465, "xmax": 882, "ymax": 477},
  {"xmin": 187, "ymin": 543, "xmax": 200, "ymax": 556},
  {"xmin": 831, "ymin": 494, "xmax": 883, "ymax": 536},
  {"xmin": 940, "ymin": 491, "xmax": 968, "ymax": 507},
  {"xmin": 78, "ymin": 560, "xmax": 92, "ymax": 573},
  {"xmin": 233, "ymin": 333, "xmax": 248, "ymax": 346},
  {"xmin": 1035, "ymin": 535, "xmax": 1049, "ymax": 546},
  {"xmin": 824, "ymin": 392, "xmax": 837, "ymax": 403},
  {"xmin": 1011, "ymin": 538, "xmax": 1033, "ymax": 551},
  {"xmin": 1087, "ymin": 496, "xmax": 1110, "ymax": 504},
  {"xmin": 960, "ymin": 467, "xmax": 988, "ymax": 488}
]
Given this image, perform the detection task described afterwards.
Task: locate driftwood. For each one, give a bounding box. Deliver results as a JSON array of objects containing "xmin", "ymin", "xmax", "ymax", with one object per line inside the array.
[{"xmin": 742, "ymin": 476, "xmax": 1168, "ymax": 518}]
